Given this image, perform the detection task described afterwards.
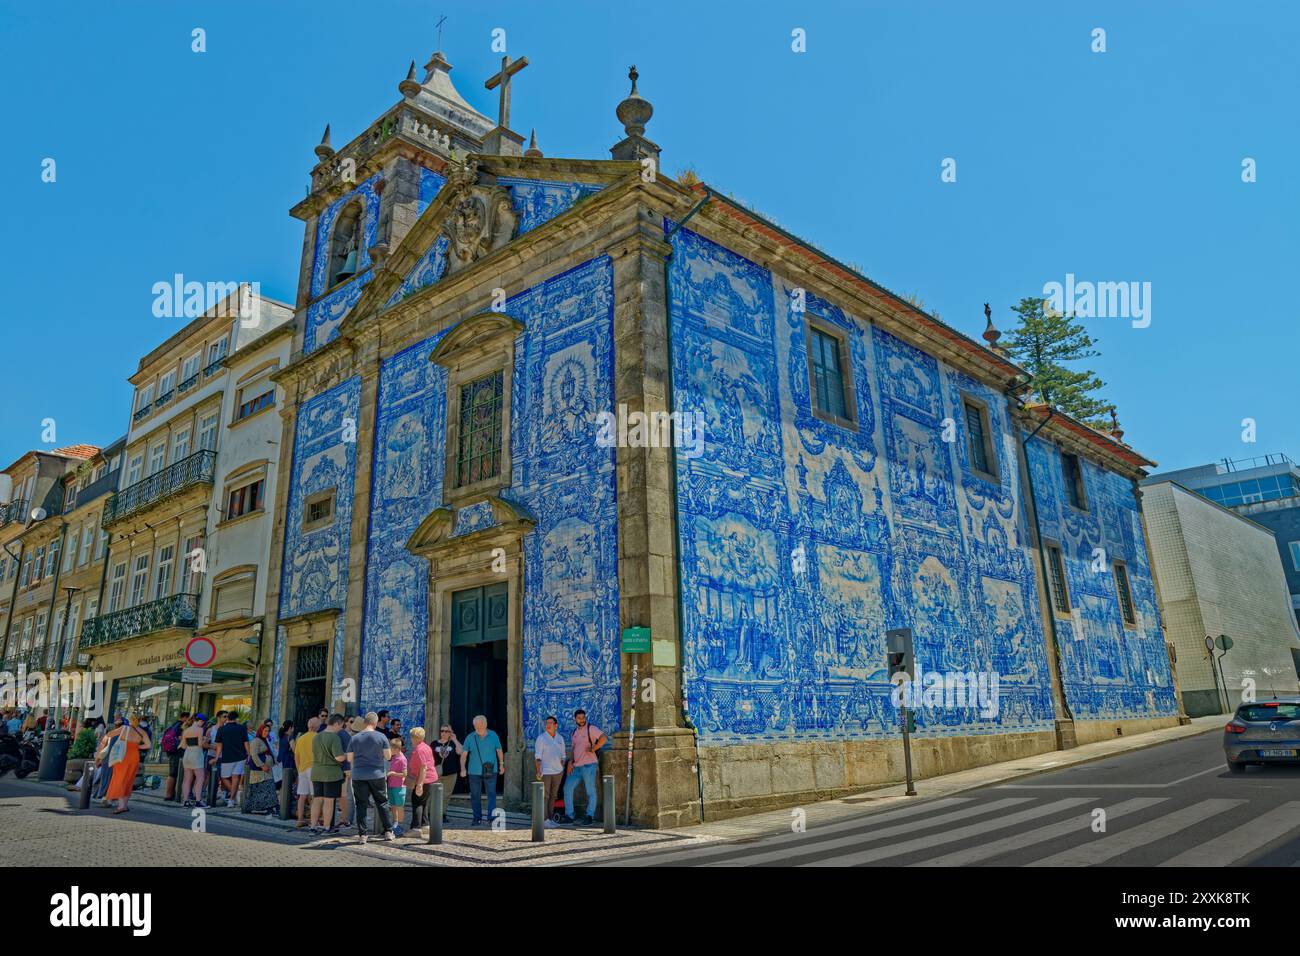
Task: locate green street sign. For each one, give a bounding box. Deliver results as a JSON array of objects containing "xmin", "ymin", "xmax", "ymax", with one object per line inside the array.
[{"xmin": 621, "ymin": 627, "xmax": 651, "ymax": 654}]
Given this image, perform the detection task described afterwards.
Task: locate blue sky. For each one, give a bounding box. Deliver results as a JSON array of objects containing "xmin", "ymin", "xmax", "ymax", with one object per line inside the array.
[{"xmin": 2, "ymin": 0, "xmax": 1296, "ymax": 473}]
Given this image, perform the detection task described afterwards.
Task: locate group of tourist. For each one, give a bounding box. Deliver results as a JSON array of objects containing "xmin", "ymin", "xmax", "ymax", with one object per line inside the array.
[{"xmin": 74, "ymin": 704, "xmax": 609, "ymax": 841}]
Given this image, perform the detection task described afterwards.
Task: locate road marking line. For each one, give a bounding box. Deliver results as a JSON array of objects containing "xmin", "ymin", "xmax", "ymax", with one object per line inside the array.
[
  {"xmin": 996, "ymin": 766, "xmax": 1223, "ymax": 789},
  {"xmin": 1026, "ymin": 799, "xmax": 1244, "ymax": 867},
  {"xmin": 1158, "ymin": 801, "xmax": 1300, "ymax": 867},
  {"xmin": 910, "ymin": 798, "xmax": 1168, "ymax": 867},
  {"xmin": 791, "ymin": 797, "xmax": 1095, "ymax": 867},
  {"xmin": 600, "ymin": 796, "xmax": 979, "ymax": 867}
]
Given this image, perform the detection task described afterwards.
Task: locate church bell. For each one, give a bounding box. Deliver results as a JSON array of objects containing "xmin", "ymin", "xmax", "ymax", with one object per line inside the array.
[{"xmin": 336, "ymin": 248, "xmax": 358, "ymax": 282}]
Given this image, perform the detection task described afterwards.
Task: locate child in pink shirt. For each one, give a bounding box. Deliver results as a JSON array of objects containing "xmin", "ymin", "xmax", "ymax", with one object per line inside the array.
[{"xmin": 387, "ymin": 738, "xmax": 409, "ymax": 835}]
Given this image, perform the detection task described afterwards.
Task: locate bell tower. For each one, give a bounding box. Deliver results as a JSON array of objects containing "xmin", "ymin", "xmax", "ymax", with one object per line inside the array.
[{"xmin": 287, "ymin": 47, "xmax": 496, "ymax": 354}]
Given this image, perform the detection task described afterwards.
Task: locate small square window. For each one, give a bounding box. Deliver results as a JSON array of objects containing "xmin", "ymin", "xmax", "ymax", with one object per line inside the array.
[
  {"xmin": 302, "ymin": 489, "xmax": 336, "ymax": 533},
  {"xmin": 1061, "ymin": 452, "xmax": 1088, "ymax": 511}
]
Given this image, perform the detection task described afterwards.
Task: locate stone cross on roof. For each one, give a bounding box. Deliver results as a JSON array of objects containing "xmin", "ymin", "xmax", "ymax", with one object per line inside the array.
[{"xmin": 485, "ymin": 53, "xmax": 528, "ymax": 130}]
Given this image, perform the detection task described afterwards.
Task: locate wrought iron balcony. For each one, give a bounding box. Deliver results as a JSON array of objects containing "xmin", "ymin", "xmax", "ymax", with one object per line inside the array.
[
  {"xmin": 102, "ymin": 449, "xmax": 216, "ymax": 527},
  {"xmin": 0, "ymin": 498, "xmax": 28, "ymax": 527},
  {"xmin": 177, "ymin": 373, "xmax": 199, "ymax": 394},
  {"xmin": 80, "ymin": 593, "xmax": 199, "ymax": 649}
]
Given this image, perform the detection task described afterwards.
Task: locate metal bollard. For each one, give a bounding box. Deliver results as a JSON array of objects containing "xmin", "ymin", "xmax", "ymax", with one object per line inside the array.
[
  {"xmin": 240, "ymin": 769, "xmax": 251, "ymax": 813},
  {"xmin": 207, "ymin": 761, "xmax": 220, "ymax": 806},
  {"xmin": 429, "ymin": 784, "xmax": 443, "ymax": 844},
  {"xmin": 280, "ymin": 768, "xmax": 296, "ymax": 820},
  {"xmin": 78, "ymin": 762, "xmax": 94, "ymax": 810},
  {"xmin": 531, "ymin": 780, "xmax": 545, "ymax": 842},
  {"xmin": 602, "ymin": 775, "xmax": 616, "ymax": 834}
]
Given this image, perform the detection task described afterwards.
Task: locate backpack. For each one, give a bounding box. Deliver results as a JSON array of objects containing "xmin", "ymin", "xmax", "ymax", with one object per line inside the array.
[{"xmin": 160, "ymin": 724, "xmax": 180, "ymax": 755}]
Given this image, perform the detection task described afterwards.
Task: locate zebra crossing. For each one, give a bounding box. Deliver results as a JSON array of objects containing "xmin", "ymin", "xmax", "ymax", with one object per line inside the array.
[{"xmin": 604, "ymin": 794, "xmax": 1300, "ymax": 867}]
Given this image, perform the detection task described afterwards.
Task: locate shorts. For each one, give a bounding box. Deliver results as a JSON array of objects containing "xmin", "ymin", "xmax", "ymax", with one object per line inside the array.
[
  {"xmin": 296, "ymin": 768, "xmax": 313, "ymax": 797},
  {"xmin": 388, "ymin": 787, "xmax": 407, "ymax": 807},
  {"xmin": 314, "ymin": 778, "xmax": 342, "ymax": 799},
  {"xmin": 220, "ymin": 761, "xmax": 245, "ymax": 779}
]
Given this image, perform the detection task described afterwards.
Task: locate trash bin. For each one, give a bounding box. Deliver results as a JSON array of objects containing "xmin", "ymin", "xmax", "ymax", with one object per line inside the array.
[{"xmin": 37, "ymin": 730, "xmax": 73, "ymax": 781}]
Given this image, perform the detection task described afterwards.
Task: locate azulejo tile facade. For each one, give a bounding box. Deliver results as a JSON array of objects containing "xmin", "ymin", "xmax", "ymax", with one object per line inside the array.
[{"xmin": 669, "ymin": 226, "xmax": 1058, "ymax": 746}]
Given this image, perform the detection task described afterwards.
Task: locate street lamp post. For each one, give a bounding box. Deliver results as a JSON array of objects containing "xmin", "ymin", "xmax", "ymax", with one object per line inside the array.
[{"xmin": 36, "ymin": 585, "xmax": 79, "ymax": 780}]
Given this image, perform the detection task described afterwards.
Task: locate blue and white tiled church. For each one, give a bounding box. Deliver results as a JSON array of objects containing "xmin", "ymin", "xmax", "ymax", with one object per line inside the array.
[{"xmin": 261, "ymin": 50, "xmax": 1182, "ymax": 824}]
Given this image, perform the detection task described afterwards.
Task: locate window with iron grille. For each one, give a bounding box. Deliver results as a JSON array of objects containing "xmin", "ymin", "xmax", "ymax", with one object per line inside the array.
[
  {"xmin": 1046, "ymin": 543, "xmax": 1071, "ymax": 614},
  {"xmin": 456, "ymin": 371, "xmax": 504, "ymax": 487},
  {"xmin": 809, "ymin": 326, "xmax": 850, "ymax": 421},
  {"xmin": 1113, "ymin": 561, "xmax": 1136, "ymax": 626}
]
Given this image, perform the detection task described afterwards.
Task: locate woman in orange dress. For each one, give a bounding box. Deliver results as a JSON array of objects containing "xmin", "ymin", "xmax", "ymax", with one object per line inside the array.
[{"xmin": 106, "ymin": 714, "xmax": 152, "ymax": 813}]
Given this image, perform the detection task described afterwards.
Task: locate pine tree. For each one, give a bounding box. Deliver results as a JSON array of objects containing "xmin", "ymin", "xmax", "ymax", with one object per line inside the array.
[{"xmin": 1002, "ymin": 297, "xmax": 1111, "ymax": 426}]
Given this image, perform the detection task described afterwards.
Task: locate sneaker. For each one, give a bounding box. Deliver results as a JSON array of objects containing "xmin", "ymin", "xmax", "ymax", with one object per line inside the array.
[
  {"xmin": 308, "ymin": 826, "xmax": 324, "ymax": 835},
  {"xmin": 392, "ymin": 825, "xmax": 403, "ymax": 837},
  {"xmin": 543, "ymin": 819, "xmax": 557, "ymax": 829},
  {"xmin": 407, "ymin": 828, "xmax": 424, "ymax": 839},
  {"xmin": 558, "ymin": 814, "xmax": 575, "ymax": 825},
  {"xmin": 195, "ymin": 801, "xmax": 209, "ymax": 810},
  {"xmin": 183, "ymin": 800, "xmax": 194, "ymax": 808},
  {"xmin": 383, "ymin": 830, "xmax": 397, "ymax": 842},
  {"xmin": 470, "ymin": 818, "xmax": 482, "ymax": 826},
  {"xmin": 336, "ymin": 821, "xmax": 354, "ymax": 831},
  {"xmin": 578, "ymin": 815, "xmax": 594, "ymax": 826},
  {"xmin": 358, "ymin": 834, "xmax": 369, "ymax": 845}
]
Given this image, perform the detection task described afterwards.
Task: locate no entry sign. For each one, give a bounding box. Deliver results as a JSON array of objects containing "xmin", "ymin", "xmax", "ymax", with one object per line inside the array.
[{"xmin": 185, "ymin": 636, "xmax": 217, "ymax": 668}]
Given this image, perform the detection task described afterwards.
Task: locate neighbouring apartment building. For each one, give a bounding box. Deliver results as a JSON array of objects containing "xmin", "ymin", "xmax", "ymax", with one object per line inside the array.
[
  {"xmin": 1140, "ymin": 480, "xmax": 1300, "ymax": 715},
  {"xmin": 254, "ymin": 48, "xmax": 1181, "ymax": 826},
  {"xmin": 0, "ymin": 443, "xmax": 117, "ymax": 695},
  {"xmin": 81, "ymin": 286, "xmax": 291, "ymax": 754},
  {"xmin": 1145, "ymin": 453, "xmax": 1300, "ymax": 627}
]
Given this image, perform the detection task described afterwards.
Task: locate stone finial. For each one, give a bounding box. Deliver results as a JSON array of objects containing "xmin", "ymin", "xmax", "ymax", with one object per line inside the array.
[
  {"xmin": 982, "ymin": 302, "xmax": 1002, "ymax": 348},
  {"xmin": 616, "ymin": 65, "xmax": 653, "ymax": 136},
  {"xmin": 314, "ymin": 124, "xmax": 335, "ymax": 161},
  {"xmin": 1109, "ymin": 407, "xmax": 1124, "ymax": 442},
  {"xmin": 399, "ymin": 59, "xmax": 421, "ymax": 98},
  {"xmin": 611, "ymin": 65, "xmax": 661, "ymax": 163},
  {"xmin": 524, "ymin": 128, "xmax": 543, "ymax": 158}
]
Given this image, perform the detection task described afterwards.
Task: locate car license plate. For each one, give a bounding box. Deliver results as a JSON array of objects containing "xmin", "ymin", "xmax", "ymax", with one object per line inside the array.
[{"xmin": 1259, "ymin": 749, "xmax": 1296, "ymax": 757}]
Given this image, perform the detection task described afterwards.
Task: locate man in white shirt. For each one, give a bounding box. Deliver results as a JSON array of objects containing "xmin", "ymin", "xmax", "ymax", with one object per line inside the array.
[{"xmin": 533, "ymin": 715, "xmax": 566, "ymax": 828}]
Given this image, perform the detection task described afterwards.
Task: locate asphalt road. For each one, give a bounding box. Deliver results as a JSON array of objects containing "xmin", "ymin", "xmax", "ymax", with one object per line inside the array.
[{"xmin": 605, "ymin": 731, "xmax": 1300, "ymax": 866}]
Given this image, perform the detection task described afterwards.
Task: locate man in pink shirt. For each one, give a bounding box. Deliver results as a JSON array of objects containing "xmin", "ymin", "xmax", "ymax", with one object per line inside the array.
[{"xmin": 562, "ymin": 708, "xmax": 606, "ymax": 826}]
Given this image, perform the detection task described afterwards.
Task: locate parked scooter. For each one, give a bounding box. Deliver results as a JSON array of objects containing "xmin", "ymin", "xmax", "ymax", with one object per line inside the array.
[
  {"xmin": 0, "ymin": 731, "xmax": 19, "ymax": 777},
  {"xmin": 12, "ymin": 732, "xmax": 41, "ymax": 779}
]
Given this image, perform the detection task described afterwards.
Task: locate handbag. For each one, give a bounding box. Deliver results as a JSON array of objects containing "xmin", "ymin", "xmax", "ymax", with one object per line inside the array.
[{"xmin": 107, "ymin": 733, "xmax": 128, "ymax": 767}]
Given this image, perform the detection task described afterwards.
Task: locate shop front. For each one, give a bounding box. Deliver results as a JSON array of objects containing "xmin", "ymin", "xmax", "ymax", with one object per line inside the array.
[{"xmin": 88, "ymin": 629, "xmax": 256, "ymax": 764}]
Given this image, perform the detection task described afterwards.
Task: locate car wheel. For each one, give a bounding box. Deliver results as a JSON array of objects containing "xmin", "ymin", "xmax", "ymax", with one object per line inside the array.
[{"xmin": 1227, "ymin": 761, "xmax": 1245, "ymax": 774}]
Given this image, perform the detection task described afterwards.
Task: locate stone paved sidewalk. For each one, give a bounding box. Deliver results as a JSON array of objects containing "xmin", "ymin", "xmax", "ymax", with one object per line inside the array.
[{"xmin": 40, "ymin": 778, "xmax": 704, "ymax": 866}]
